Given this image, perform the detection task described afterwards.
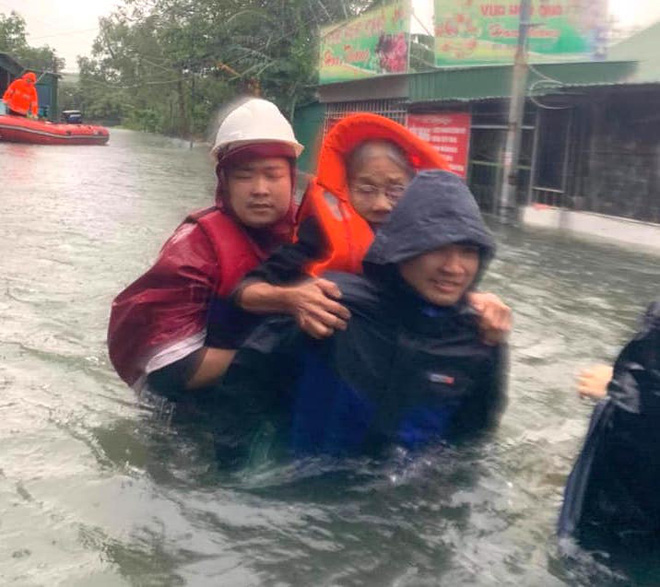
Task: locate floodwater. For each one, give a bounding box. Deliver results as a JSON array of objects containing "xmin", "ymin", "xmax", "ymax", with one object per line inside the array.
[{"xmin": 1, "ymin": 129, "xmax": 658, "ymax": 587}]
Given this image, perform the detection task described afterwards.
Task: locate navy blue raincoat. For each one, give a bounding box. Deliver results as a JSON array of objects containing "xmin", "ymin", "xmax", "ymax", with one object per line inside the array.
[
  {"xmin": 558, "ymin": 301, "xmax": 660, "ymax": 548},
  {"xmin": 220, "ymin": 171, "xmax": 508, "ymax": 459}
]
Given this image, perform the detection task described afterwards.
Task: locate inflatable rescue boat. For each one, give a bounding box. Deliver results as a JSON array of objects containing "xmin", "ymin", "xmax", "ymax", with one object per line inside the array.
[{"xmin": 0, "ymin": 114, "xmax": 109, "ymax": 146}]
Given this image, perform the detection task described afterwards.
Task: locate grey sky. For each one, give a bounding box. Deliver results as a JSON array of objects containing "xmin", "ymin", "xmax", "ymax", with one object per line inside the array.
[
  {"xmin": 1, "ymin": 0, "xmax": 659, "ymax": 72},
  {"xmin": 0, "ymin": 0, "xmax": 118, "ymax": 71}
]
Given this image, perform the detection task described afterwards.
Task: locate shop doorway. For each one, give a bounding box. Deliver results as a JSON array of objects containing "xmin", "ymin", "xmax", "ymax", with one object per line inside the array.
[{"xmin": 531, "ymin": 108, "xmax": 573, "ymax": 207}]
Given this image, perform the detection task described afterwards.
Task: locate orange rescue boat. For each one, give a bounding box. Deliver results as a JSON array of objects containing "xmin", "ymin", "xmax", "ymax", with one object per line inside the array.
[{"xmin": 0, "ymin": 113, "xmax": 109, "ymax": 146}]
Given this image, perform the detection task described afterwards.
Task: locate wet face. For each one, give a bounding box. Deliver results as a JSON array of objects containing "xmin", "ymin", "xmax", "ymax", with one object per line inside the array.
[
  {"xmin": 398, "ymin": 244, "xmax": 480, "ymax": 306},
  {"xmin": 225, "ymin": 157, "xmax": 292, "ymax": 228},
  {"xmin": 348, "ymin": 147, "xmax": 412, "ymax": 227}
]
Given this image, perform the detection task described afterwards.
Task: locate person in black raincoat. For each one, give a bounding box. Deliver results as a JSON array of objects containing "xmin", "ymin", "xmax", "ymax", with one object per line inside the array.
[
  {"xmin": 558, "ymin": 301, "xmax": 660, "ymax": 551},
  {"xmin": 218, "ymin": 170, "xmax": 508, "ymax": 461}
]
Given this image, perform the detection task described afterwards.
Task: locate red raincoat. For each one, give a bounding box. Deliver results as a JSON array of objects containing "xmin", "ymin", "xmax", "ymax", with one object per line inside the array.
[{"xmin": 107, "ymin": 144, "xmax": 297, "ymax": 390}]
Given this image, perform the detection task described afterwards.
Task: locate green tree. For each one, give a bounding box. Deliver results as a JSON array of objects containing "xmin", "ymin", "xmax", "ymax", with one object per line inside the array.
[
  {"xmin": 71, "ymin": 0, "xmax": 385, "ymax": 135},
  {"xmin": 0, "ymin": 11, "xmax": 26, "ymax": 51}
]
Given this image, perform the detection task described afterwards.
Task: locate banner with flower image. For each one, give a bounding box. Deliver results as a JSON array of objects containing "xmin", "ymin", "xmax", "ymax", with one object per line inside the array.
[
  {"xmin": 434, "ymin": 0, "xmax": 609, "ymax": 66},
  {"xmin": 319, "ymin": 0, "xmax": 411, "ymax": 85}
]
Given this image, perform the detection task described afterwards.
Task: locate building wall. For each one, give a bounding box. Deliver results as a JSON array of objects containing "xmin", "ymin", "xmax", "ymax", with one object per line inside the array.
[
  {"xmin": 36, "ymin": 74, "xmax": 59, "ymax": 122},
  {"xmin": 292, "ymin": 102, "xmax": 326, "ymax": 175},
  {"xmin": 318, "ymin": 75, "xmax": 408, "ymax": 104},
  {"xmin": 534, "ymin": 89, "xmax": 660, "ymax": 225},
  {"xmin": 1, "ymin": 68, "xmax": 11, "ymax": 96},
  {"xmin": 522, "ymin": 205, "xmax": 660, "ymax": 253},
  {"xmin": 0, "ymin": 55, "xmax": 22, "ymax": 96},
  {"xmin": 579, "ymin": 90, "xmax": 660, "ymax": 224}
]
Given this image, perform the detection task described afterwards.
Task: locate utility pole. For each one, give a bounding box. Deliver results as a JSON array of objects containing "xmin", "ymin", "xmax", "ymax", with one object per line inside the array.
[
  {"xmin": 498, "ymin": 0, "xmax": 533, "ymax": 222},
  {"xmin": 189, "ymin": 71, "xmax": 195, "ymax": 150}
]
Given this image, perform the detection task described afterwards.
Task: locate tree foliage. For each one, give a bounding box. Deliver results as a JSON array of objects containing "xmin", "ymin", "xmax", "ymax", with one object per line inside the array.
[
  {"xmin": 67, "ymin": 0, "xmax": 381, "ymax": 133},
  {"xmin": 0, "ymin": 11, "xmax": 65, "ymax": 73}
]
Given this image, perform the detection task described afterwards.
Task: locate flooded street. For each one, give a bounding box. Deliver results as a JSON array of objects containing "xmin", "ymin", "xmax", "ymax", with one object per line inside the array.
[{"xmin": 1, "ymin": 129, "xmax": 658, "ymax": 586}]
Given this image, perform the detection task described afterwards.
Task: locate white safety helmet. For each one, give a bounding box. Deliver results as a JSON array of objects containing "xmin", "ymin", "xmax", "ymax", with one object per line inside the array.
[{"xmin": 212, "ymin": 98, "xmax": 304, "ymax": 158}]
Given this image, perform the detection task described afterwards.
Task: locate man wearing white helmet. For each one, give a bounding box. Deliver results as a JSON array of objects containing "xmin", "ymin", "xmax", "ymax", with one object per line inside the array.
[{"xmin": 108, "ymin": 98, "xmax": 310, "ymax": 396}]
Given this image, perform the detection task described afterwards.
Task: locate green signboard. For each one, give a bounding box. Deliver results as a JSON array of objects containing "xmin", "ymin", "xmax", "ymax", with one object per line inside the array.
[
  {"xmin": 319, "ymin": 0, "xmax": 411, "ymax": 85},
  {"xmin": 434, "ymin": 0, "xmax": 608, "ymax": 66}
]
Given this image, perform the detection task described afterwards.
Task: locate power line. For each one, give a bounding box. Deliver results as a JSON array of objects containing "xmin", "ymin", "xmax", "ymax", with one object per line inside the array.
[
  {"xmin": 29, "ymin": 28, "xmax": 99, "ymax": 41},
  {"xmin": 80, "ymin": 76, "xmax": 185, "ymax": 90}
]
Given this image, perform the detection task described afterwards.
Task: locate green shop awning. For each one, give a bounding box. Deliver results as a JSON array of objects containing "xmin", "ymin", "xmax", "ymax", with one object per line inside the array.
[{"xmin": 409, "ymin": 60, "xmax": 638, "ymax": 104}]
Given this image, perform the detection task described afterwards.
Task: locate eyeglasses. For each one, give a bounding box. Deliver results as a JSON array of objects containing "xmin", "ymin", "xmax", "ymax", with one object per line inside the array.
[{"xmin": 350, "ymin": 183, "xmax": 407, "ymax": 203}]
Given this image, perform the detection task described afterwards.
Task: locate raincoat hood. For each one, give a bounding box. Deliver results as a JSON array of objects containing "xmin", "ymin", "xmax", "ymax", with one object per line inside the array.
[
  {"xmin": 23, "ymin": 72, "xmax": 36, "ymax": 83},
  {"xmin": 363, "ymin": 170, "xmax": 495, "ymax": 287}
]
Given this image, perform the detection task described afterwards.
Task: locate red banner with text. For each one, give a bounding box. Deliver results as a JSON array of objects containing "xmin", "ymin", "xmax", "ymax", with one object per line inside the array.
[{"xmin": 407, "ymin": 112, "xmax": 471, "ymax": 178}]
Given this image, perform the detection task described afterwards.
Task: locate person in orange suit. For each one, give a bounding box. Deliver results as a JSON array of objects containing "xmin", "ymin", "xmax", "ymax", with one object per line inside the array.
[{"xmin": 2, "ymin": 72, "xmax": 39, "ymax": 118}]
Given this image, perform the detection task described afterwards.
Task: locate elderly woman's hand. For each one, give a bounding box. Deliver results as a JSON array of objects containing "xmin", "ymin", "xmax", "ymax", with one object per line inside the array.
[{"xmin": 284, "ymin": 279, "xmax": 351, "ymax": 339}]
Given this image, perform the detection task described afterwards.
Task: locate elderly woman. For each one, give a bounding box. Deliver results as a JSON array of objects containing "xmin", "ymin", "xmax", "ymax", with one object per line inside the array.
[{"xmin": 236, "ymin": 113, "xmax": 511, "ymax": 343}]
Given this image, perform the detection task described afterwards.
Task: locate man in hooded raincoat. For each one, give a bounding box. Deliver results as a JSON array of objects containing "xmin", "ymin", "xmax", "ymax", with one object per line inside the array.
[
  {"xmin": 558, "ymin": 301, "xmax": 660, "ymax": 551},
  {"xmin": 2, "ymin": 72, "xmax": 39, "ymax": 118},
  {"xmin": 218, "ymin": 170, "xmax": 508, "ymax": 460}
]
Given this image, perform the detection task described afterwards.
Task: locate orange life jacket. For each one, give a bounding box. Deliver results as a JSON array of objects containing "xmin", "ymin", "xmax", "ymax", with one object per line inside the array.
[
  {"xmin": 297, "ymin": 113, "xmax": 450, "ymax": 276},
  {"xmin": 2, "ymin": 76, "xmax": 39, "ymax": 117}
]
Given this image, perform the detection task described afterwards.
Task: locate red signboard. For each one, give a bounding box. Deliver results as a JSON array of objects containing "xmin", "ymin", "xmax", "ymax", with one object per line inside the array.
[{"xmin": 407, "ymin": 112, "xmax": 471, "ymax": 178}]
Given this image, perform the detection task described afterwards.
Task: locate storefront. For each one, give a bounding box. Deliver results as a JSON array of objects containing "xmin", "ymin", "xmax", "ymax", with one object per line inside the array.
[
  {"xmin": 307, "ymin": 59, "xmax": 636, "ymax": 211},
  {"xmin": 296, "ymin": 3, "xmax": 660, "ymax": 247}
]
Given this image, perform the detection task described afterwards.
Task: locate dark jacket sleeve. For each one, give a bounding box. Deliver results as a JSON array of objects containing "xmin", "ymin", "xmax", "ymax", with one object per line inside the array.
[
  {"xmin": 482, "ymin": 344, "xmax": 509, "ymax": 429},
  {"xmin": 146, "ymin": 350, "xmax": 203, "ymax": 400},
  {"xmin": 220, "ymin": 316, "xmax": 306, "ymax": 399},
  {"xmin": 241, "ymin": 216, "xmax": 326, "ymax": 285},
  {"xmin": 453, "ymin": 344, "xmax": 508, "ymax": 437},
  {"xmin": 607, "ymin": 300, "xmax": 660, "ymax": 413}
]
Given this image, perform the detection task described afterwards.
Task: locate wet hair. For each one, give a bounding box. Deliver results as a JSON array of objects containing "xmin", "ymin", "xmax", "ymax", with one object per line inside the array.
[{"xmin": 346, "ymin": 140, "xmax": 413, "ymax": 182}]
